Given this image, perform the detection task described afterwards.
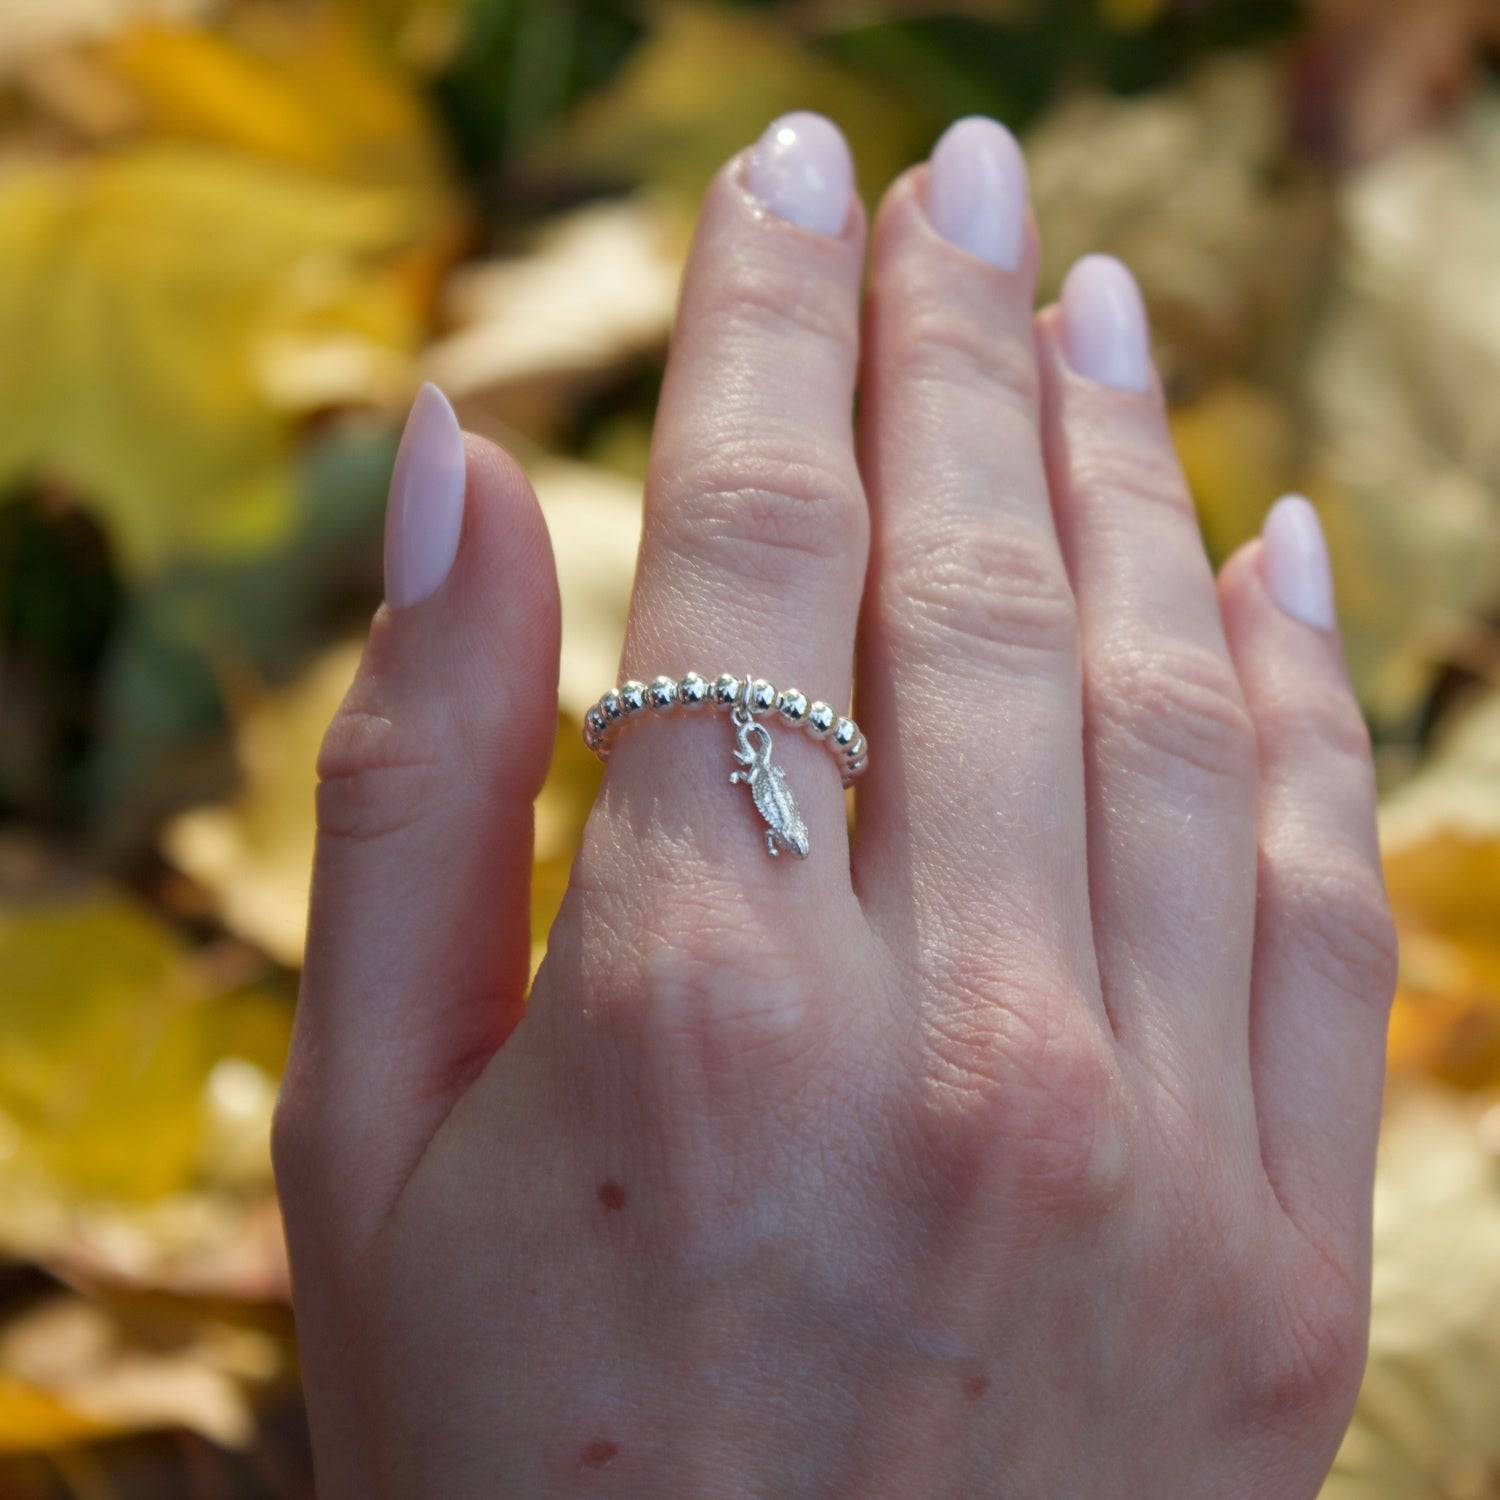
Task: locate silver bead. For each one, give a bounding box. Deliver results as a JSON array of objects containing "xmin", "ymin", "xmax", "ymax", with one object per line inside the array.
[
  {"xmin": 600, "ymin": 689, "xmax": 623, "ymax": 723},
  {"xmin": 678, "ymin": 671, "xmax": 710, "ymax": 710},
  {"xmin": 746, "ymin": 678, "xmax": 777, "ymax": 715},
  {"xmin": 843, "ymin": 732, "xmax": 866, "ymax": 762},
  {"xmin": 844, "ymin": 754, "xmax": 867, "ymax": 780},
  {"xmin": 806, "ymin": 701, "xmax": 835, "ymax": 738},
  {"xmin": 619, "ymin": 680, "xmax": 647, "ymax": 715},
  {"xmin": 776, "ymin": 688, "xmax": 809, "ymax": 724},
  {"xmin": 647, "ymin": 675, "xmax": 679, "ymax": 713},
  {"xmin": 585, "ymin": 706, "xmax": 608, "ymax": 737},
  {"xmin": 711, "ymin": 673, "xmax": 741, "ymax": 708},
  {"xmin": 583, "ymin": 720, "xmax": 600, "ymax": 751},
  {"xmin": 832, "ymin": 716, "xmax": 858, "ymax": 751}
]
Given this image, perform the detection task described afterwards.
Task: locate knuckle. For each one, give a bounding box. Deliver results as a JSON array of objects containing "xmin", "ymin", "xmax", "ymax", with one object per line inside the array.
[
  {"xmin": 561, "ymin": 868, "xmax": 837, "ymax": 1093},
  {"xmin": 888, "ymin": 298, "xmax": 1039, "ymax": 415},
  {"xmin": 657, "ymin": 442, "xmax": 866, "ymax": 578},
  {"xmin": 1069, "ymin": 437, "xmax": 1192, "ymax": 521},
  {"xmin": 1262, "ymin": 849, "xmax": 1398, "ymax": 1008},
  {"xmin": 706, "ymin": 252, "xmax": 858, "ymax": 360},
  {"xmin": 1243, "ymin": 1264, "xmax": 1368, "ymax": 1428},
  {"xmin": 1261, "ymin": 683, "xmax": 1376, "ymax": 774},
  {"xmin": 269, "ymin": 1089, "xmax": 318, "ymax": 1200},
  {"xmin": 880, "ymin": 521, "xmax": 1078, "ymax": 666},
  {"xmin": 1088, "ymin": 641, "xmax": 1257, "ymax": 782},
  {"xmin": 913, "ymin": 978, "xmax": 1127, "ymax": 1222},
  {"xmin": 315, "ymin": 699, "xmax": 449, "ymax": 845}
]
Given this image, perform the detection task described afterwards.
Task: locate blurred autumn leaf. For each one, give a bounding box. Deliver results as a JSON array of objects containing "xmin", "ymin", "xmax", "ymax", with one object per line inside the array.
[
  {"xmin": 533, "ymin": 4, "xmax": 927, "ymax": 212},
  {"xmin": 0, "ymin": 1293, "xmax": 284, "ymax": 1451},
  {"xmin": 430, "ymin": 196, "xmax": 681, "ymax": 432},
  {"xmin": 162, "ymin": 457, "xmax": 629, "ymax": 964},
  {"xmin": 1383, "ymin": 692, "xmax": 1500, "ymax": 1090},
  {"xmin": 0, "ymin": 1, "xmax": 212, "ymax": 67},
  {"xmin": 1306, "ymin": 96, "xmax": 1500, "ymax": 728},
  {"xmin": 164, "ymin": 642, "xmax": 362, "ymax": 967},
  {"xmin": 0, "ymin": 8, "xmax": 461, "ymax": 575},
  {"xmin": 1324, "ymin": 1089, "xmax": 1500, "ymax": 1499},
  {"xmin": 3, "ymin": 1, "xmax": 1499, "ymax": 1493}
]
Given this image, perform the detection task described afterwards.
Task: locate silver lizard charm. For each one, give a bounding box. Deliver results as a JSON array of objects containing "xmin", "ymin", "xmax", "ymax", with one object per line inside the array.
[{"xmin": 729, "ymin": 707, "xmax": 810, "ymax": 859}]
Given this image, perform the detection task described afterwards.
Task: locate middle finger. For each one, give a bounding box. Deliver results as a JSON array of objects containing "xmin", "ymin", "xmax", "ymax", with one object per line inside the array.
[{"xmin": 853, "ymin": 119, "xmax": 1101, "ymax": 1024}]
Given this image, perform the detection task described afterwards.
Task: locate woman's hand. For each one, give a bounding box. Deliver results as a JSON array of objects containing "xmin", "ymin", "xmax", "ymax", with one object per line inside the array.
[{"xmin": 273, "ymin": 114, "xmax": 1397, "ymax": 1498}]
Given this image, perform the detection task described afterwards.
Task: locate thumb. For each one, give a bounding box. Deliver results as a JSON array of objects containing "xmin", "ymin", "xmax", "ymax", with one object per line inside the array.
[{"xmin": 275, "ymin": 384, "xmax": 560, "ymax": 1227}]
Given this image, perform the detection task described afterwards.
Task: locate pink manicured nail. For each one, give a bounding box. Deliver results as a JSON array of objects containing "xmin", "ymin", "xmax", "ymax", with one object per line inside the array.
[
  {"xmin": 384, "ymin": 383, "xmax": 466, "ymax": 609},
  {"xmin": 1261, "ymin": 494, "xmax": 1336, "ymax": 631},
  {"xmin": 1059, "ymin": 254, "xmax": 1153, "ymax": 392},
  {"xmin": 745, "ymin": 112, "xmax": 853, "ymax": 236},
  {"xmin": 926, "ymin": 116, "xmax": 1027, "ymax": 271}
]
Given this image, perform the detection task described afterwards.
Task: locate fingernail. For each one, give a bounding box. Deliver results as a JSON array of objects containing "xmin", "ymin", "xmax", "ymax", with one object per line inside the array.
[
  {"xmin": 1059, "ymin": 254, "xmax": 1153, "ymax": 392},
  {"xmin": 745, "ymin": 111, "xmax": 853, "ymax": 236},
  {"xmin": 384, "ymin": 383, "xmax": 466, "ymax": 609},
  {"xmin": 926, "ymin": 116, "xmax": 1027, "ymax": 271},
  {"xmin": 1261, "ymin": 494, "xmax": 1336, "ymax": 631}
]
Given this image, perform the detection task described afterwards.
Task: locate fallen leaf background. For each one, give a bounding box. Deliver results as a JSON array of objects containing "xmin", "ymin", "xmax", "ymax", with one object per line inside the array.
[{"xmin": 0, "ymin": 1, "xmax": 1497, "ymax": 1493}]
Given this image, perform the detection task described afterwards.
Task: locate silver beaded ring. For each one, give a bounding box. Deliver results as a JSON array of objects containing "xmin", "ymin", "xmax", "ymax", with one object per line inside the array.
[{"xmin": 582, "ymin": 672, "xmax": 866, "ymax": 861}]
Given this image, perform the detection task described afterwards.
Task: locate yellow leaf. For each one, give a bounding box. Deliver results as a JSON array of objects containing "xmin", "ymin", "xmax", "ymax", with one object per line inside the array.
[
  {"xmin": 332, "ymin": 0, "xmax": 462, "ymax": 73},
  {"xmin": 0, "ymin": 879, "xmax": 291, "ymax": 1293},
  {"xmin": 1, "ymin": 892, "xmax": 212, "ymax": 1200},
  {"xmin": 531, "ymin": 716, "xmax": 603, "ymax": 977},
  {"xmin": 531, "ymin": 458, "xmax": 642, "ymax": 723},
  {"xmin": 0, "ymin": 14, "xmax": 459, "ymax": 573},
  {"xmin": 535, "ymin": 5, "xmax": 925, "ymax": 213},
  {"xmin": 1324, "ymin": 1089, "xmax": 1500, "ymax": 1498},
  {"xmin": 1170, "ymin": 380, "xmax": 1297, "ymax": 563},
  {"xmin": 164, "ymin": 641, "xmax": 363, "ymax": 966},
  {"xmin": 104, "ymin": 15, "xmax": 449, "ymax": 192},
  {"xmin": 1382, "ymin": 692, "xmax": 1500, "ymax": 1089}
]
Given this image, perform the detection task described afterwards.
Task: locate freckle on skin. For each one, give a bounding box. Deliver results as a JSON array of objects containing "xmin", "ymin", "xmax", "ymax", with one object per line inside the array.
[
  {"xmin": 962, "ymin": 1373, "xmax": 990, "ymax": 1401},
  {"xmin": 597, "ymin": 1181, "xmax": 626, "ymax": 1211},
  {"xmin": 581, "ymin": 1439, "xmax": 618, "ymax": 1468}
]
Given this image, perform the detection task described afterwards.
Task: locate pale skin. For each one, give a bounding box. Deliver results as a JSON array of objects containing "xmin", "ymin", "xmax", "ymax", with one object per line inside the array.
[{"xmin": 274, "ymin": 114, "xmax": 1398, "ymax": 1497}]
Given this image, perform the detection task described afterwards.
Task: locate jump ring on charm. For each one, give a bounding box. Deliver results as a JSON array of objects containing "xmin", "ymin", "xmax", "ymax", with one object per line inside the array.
[{"xmin": 583, "ymin": 671, "xmax": 868, "ymax": 786}]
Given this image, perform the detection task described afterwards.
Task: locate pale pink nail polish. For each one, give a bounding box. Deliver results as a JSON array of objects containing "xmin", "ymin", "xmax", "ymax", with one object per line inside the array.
[
  {"xmin": 1261, "ymin": 494, "xmax": 1336, "ymax": 631},
  {"xmin": 926, "ymin": 116, "xmax": 1027, "ymax": 271},
  {"xmin": 1059, "ymin": 254, "xmax": 1153, "ymax": 392},
  {"xmin": 745, "ymin": 112, "xmax": 853, "ymax": 236},
  {"xmin": 384, "ymin": 383, "xmax": 466, "ymax": 609}
]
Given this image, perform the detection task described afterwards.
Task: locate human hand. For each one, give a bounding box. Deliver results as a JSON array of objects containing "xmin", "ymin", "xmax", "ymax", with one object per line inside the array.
[{"xmin": 274, "ymin": 113, "xmax": 1397, "ymax": 1498}]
